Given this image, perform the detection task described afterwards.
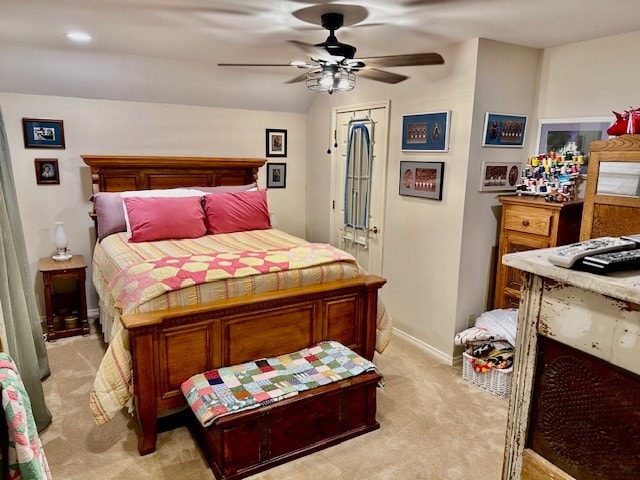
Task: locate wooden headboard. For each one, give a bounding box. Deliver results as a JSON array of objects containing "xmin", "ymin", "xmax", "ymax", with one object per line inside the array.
[
  {"xmin": 579, "ymin": 135, "xmax": 640, "ymax": 240},
  {"xmin": 82, "ymin": 155, "xmax": 266, "ymax": 195}
]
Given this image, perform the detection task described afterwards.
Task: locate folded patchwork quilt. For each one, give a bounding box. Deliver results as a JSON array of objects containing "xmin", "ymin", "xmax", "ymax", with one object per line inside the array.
[{"xmin": 181, "ymin": 340, "xmax": 382, "ymax": 428}]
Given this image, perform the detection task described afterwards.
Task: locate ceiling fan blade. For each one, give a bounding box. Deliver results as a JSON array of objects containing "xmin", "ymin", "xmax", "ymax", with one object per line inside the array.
[
  {"xmin": 285, "ymin": 69, "xmax": 318, "ymax": 84},
  {"xmin": 287, "ymin": 40, "xmax": 339, "ymax": 63},
  {"xmin": 358, "ymin": 68, "xmax": 408, "ymax": 84},
  {"xmin": 217, "ymin": 63, "xmax": 297, "ymax": 67},
  {"xmin": 355, "ymin": 53, "xmax": 444, "ymax": 68}
]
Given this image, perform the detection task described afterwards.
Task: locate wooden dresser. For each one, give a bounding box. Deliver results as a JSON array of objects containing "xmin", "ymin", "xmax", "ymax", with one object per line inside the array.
[{"xmin": 494, "ymin": 196, "xmax": 583, "ymax": 309}]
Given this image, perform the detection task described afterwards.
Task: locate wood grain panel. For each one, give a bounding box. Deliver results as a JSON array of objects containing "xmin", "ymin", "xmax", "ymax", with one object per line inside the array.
[
  {"xmin": 225, "ymin": 305, "xmax": 316, "ymax": 365},
  {"xmin": 161, "ymin": 324, "xmax": 210, "ymax": 395},
  {"xmin": 579, "ymin": 134, "xmax": 640, "ymax": 240},
  {"xmin": 325, "ymin": 297, "xmax": 359, "ymax": 349}
]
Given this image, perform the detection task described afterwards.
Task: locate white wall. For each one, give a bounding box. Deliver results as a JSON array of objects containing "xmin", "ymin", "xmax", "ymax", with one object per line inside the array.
[
  {"xmin": 456, "ymin": 40, "xmax": 540, "ymax": 343},
  {"xmin": 0, "ymin": 92, "xmax": 306, "ymax": 312},
  {"xmin": 536, "ymin": 30, "xmax": 640, "ymax": 119}
]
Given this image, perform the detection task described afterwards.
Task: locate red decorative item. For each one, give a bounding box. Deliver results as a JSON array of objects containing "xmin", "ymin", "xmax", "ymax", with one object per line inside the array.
[{"xmin": 607, "ymin": 107, "xmax": 640, "ymax": 136}]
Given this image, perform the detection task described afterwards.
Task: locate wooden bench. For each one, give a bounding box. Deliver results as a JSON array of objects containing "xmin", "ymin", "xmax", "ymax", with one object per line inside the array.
[{"xmin": 189, "ymin": 370, "xmax": 381, "ymax": 480}]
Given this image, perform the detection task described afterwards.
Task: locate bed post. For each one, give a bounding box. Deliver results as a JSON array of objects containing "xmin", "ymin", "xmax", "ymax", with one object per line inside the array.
[
  {"xmin": 130, "ymin": 330, "xmax": 158, "ymax": 455},
  {"xmin": 363, "ymin": 277, "xmax": 385, "ymax": 360}
]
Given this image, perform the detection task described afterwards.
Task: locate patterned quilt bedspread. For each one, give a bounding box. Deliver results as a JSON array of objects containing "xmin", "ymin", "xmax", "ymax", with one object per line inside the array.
[{"xmin": 90, "ymin": 229, "xmax": 393, "ymax": 425}]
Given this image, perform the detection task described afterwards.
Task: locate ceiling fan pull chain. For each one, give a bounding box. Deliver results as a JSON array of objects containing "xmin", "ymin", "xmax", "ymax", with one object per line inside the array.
[{"xmin": 327, "ymin": 102, "xmax": 332, "ymax": 154}]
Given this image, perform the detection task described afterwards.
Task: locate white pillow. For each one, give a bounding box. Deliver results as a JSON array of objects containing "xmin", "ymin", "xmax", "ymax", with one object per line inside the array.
[{"xmin": 121, "ymin": 188, "xmax": 203, "ymax": 234}]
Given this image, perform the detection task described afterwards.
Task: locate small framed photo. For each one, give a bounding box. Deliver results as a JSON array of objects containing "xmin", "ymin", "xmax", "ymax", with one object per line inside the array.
[
  {"xmin": 479, "ymin": 162, "xmax": 522, "ymax": 192},
  {"xmin": 22, "ymin": 118, "xmax": 65, "ymax": 149},
  {"xmin": 399, "ymin": 161, "xmax": 444, "ymax": 200},
  {"xmin": 482, "ymin": 112, "xmax": 527, "ymax": 148},
  {"xmin": 35, "ymin": 159, "xmax": 60, "ymax": 185},
  {"xmin": 402, "ymin": 111, "xmax": 450, "ymax": 152},
  {"xmin": 266, "ymin": 162, "xmax": 286, "ymax": 188},
  {"xmin": 266, "ymin": 129, "xmax": 287, "ymax": 157}
]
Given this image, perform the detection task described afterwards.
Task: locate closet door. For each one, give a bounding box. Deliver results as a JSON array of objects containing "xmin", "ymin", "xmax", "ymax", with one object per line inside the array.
[{"xmin": 330, "ymin": 101, "xmax": 389, "ymax": 276}]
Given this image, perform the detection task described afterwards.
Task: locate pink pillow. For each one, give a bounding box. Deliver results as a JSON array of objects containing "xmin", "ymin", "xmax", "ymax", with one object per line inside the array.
[
  {"xmin": 203, "ymin": 190, "xmax": 271, "ymax": 234},
  {"xmin": 93, "ymin": 192, "xmax": 126, "ymax": 241},
  {"xmin": 124, "ymin": 196, "xmax": 206, "ymax": 242}
]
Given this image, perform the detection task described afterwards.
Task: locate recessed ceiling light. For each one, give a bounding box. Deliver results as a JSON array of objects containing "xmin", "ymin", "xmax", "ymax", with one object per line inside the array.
[{"xmin": 66, "ymin": 32, "xmax": 92, "ymax": 42}]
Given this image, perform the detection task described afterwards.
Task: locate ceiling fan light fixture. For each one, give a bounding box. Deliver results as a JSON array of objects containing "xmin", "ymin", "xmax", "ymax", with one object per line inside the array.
[{"xmin": 306, "ymin": 67, "xmax": 355, "ymax": 94}]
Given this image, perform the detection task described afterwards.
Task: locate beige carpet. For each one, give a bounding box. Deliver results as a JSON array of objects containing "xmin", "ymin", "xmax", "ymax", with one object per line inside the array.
[{"xmin": 39, "ymin": 331, "xmax": 509, "ymax": 479}]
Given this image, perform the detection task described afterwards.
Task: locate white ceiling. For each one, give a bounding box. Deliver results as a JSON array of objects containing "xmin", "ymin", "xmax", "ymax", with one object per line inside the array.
[{"xmin": 2, "ymin": 0, "xmax": 640, "ymax": 113}]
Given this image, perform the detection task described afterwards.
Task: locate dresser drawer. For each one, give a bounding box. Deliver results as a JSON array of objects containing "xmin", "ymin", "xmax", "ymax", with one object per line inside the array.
[{"xmin": 504, "ymin": 206, "xmax": 553, "ymax": 237}]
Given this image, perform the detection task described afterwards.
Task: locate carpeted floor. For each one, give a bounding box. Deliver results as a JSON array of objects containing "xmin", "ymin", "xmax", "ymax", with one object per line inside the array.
[{"xmin": 39, "ymin": 330, "xmax": 509, "ymax": 479}]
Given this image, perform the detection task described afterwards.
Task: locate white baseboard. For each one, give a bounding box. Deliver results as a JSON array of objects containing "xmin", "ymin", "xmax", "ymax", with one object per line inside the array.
[
  {"xmin": 88, "ymin": 308, "xmax": 99, "ymax": 319},
  {"xmin": 392, "ymin": 327, "xmax": 462, "ymax": 366}
]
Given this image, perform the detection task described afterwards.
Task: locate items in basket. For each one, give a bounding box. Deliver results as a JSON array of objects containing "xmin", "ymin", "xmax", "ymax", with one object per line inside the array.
[
  {"xmin": 469, "ymin": 345, "xmax": 514, "ymax": 373},
  {"xmin": 455, "ymin": 308, "xmax": 517, "ymax": 371}
]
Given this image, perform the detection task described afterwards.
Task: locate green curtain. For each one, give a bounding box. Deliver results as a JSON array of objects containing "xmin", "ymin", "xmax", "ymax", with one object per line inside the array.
[{"xmin": 0, "ymin": 105, "xmax": 52, "ymax": 431}]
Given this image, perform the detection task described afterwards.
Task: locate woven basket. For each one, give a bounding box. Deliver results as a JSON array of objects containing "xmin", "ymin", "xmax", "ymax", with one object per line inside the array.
[{"xmin": 462, "ymin": 352, "xmax": 512, "ymax": 398}]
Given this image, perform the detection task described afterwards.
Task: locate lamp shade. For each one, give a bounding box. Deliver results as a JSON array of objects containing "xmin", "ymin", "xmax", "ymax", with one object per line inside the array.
[
  {"xmin": 306, "ymin": 66, "xmax": 355, "ymax": 94},
  {"xmin": 53, "ymin": 221, "xmax": 68, "ymax": 254}
]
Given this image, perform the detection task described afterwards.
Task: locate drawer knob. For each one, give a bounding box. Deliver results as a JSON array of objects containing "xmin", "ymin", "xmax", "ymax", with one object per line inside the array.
[{"xmin": 522, "ymin": 220, "xmax": 530, "ymax": 227}]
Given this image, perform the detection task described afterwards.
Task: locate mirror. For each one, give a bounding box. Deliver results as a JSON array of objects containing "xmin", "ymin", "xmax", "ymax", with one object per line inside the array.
[{"xmin": 596, "ymin": 161, "xmax": 640, "ymax": 197}]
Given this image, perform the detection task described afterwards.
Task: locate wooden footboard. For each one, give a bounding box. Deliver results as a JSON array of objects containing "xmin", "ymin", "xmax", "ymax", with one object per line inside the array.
[{"xmin": 121, "ymin": 274, "xmax": 386, "ymax": 455}]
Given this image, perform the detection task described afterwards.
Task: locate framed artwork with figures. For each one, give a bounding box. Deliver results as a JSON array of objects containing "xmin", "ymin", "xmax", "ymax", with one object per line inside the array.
[
  {"xmin": 399, "ymin": 161, "xmax": 444, "ymax": 200},
  {"xmin": 401, "ymin": 112, "xmax": 450, "ymax": 152},
  {"xmin": 482, "ymin": 112, "xmax": 527, "ymax": 147},
  {"xmin": 266, "ymin": 162, "xmax": 286, "ymax": 188},
  {"xmin": 22, "ymin": 118, "xmax": 65, "ymax": 149},
  {"xmin": 35, "ymin": 158, "xmax": 60, "ymax": 185},
  {"xmin": 479, "ymin": 162, "xmax": 521, "ymax": 192},
  {"xmin": 266, "ymin": 129, "xmax": 287, "ymax": 157}
]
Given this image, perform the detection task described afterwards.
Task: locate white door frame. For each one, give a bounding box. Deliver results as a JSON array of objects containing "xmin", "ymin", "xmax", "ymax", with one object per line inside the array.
[{"xmin": 330, "ymin": 99, "xmax": 390, "ymax": 276}]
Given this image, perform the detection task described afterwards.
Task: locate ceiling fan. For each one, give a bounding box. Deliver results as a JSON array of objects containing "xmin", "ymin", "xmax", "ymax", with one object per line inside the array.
[{"xmin": 217, "ymin": 11, "xmax": 444, "ymax": 94}]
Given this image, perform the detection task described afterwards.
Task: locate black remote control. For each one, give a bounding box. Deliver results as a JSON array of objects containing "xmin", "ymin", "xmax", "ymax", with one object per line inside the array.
[{"xmin": 581, "ymin": 248, "xmax": 640, "ymax": 273}]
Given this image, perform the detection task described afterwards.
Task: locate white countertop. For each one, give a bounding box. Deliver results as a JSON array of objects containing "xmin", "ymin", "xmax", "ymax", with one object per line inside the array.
[{"xmin": 503, "ymin": 248, "xmax": 640, "ymax": 304}]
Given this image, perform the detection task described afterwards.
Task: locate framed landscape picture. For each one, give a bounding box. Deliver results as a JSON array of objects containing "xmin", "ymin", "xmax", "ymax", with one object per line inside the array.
[
  {"xmin": 401, "ymin": 111, "xmax": 450, "ymax": 152},
  {"xmin": 482, "ymin": 112, "xmax": 527, "ymax": 147},
  {"xmin": 536, "ymin": 117, "xmax": 610, "ymax": 160},
  {"xmin": 399, "ymin": 161, "xmax": 444, "ymax": 200}
]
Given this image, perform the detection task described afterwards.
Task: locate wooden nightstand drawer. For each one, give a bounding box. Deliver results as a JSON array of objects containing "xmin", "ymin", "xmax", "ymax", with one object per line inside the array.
[{"xmin": 504, "ymin": 207, "xmax": 552, "ymax": 237}]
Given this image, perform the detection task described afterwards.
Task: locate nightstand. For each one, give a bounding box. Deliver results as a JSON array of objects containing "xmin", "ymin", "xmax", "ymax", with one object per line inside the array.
[
  {"xmin": 38, "ymin": 255, "xmax": 90, "ymax": 341},
  {"xmin": 494, "ymin": 196, "xmax": 583, "ymax": 309}
]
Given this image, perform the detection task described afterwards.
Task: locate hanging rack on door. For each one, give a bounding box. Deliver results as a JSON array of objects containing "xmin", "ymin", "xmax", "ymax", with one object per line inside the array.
[{"xmin": 342, "ymin": 115, "xmax": 374, "ymax": 250}]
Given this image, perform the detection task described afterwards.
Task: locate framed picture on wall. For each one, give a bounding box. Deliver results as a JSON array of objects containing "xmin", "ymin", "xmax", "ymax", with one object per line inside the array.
[
  {"xmin": 482, "ymin": 112, "xmax": 527, "ymax": 147},
  {"xmin": 401, "ymin": 111, "xmax": 450, "ymax": 152},
  {"xmin": 267, "ymin": 162, "xmax": 286, "ymax": 188},
  {"xmin": 399, "ymin": 161, "xmax": 444, "ymax": 200},
  {"xmin": 266, "ymin": 129, "xmax": 287, "ymax": 157},
  {"xmin": 22, "ymin": 118, "xmax": 65, "ymax": 149},
  {"xmin": 479, "ymin": 161, "xmax": 522, "ymax": 192},
  {"xmin": 34, "ymin": 158, "xmax": 60, "ymax": 185},
  {"xmin": 536, "ymin": 117, "xmax": 610, "ymax": 161}
]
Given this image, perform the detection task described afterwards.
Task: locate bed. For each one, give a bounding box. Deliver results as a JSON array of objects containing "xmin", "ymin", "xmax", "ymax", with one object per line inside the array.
[{"xmin": 82, "ymin": 155, "xmax": 392, "ymax": 455}]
